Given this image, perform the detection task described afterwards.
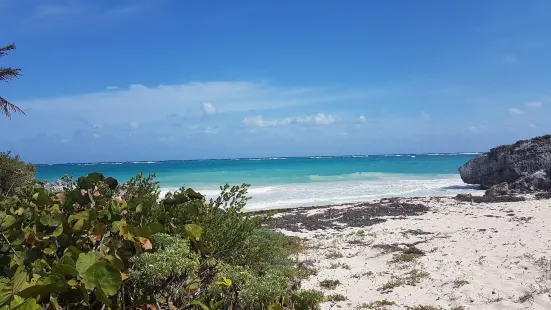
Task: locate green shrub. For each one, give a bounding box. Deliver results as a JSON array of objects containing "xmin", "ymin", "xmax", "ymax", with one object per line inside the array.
[
  {"xmin": 319, "ymin": 279, "xmax": 341, "ymax": 290},
  {"xmin": 0, "ymin": 171, "xmax": 319, "ymax": 310},
  {"xmin": 0, "ymin": 152, "xmax": 35, "ymax": 196},
  {"xmin": 128, "ymin": 233, "xmax": 201, "ymax": 306},
  {"xmin": 289, "ymin": 290, "xmax": 325, "ymax": 310},
  {"xmin": 326, "ymin": 293, "xmax": 347, "ymax": 302}
]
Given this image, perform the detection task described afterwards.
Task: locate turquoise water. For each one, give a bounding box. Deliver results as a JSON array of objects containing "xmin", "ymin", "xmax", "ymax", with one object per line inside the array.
[{"xmin": 36, "ymin": 154, "xmax": 481, "ymax": 210}]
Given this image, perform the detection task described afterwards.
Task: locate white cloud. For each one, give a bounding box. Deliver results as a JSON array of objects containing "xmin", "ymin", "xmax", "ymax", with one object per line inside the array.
[
  {"xmin": 92, "ymin": 133, "xmax": 101, "ymax": 139},
  {"xmin": 420, "ymin": 111, "xmax": 431, "ymax": 121},
  {"xmin": 106, "ymin": 86, "xmax": 118, "ymax": 90},
  {"xmin": 525, "ymin": 101, "xmax": 542, "ymax": 109},
  {"xmin": 508, "ymin": 108, "xmax": 523, "ymax": 116},
  {"xmin": 202, "ymin": 102, "xmax": 216, "ymax": 116},
  {"xmin": 468, "ymin": 125, "xmax": 487, "ymax": 133},
  {"xmin": 528, "ymin": 124, "xmax": 536, "ymax": 128},
  {"xmin": 130, "ymin": 121, "xmax": 139, "ymax": 129},
  {"xmin": 296, "ymin": 113, "xmax": 335, "ymax": 125},
  {"xmin": 93, "ymin": 124, "xmax": 102, "ymax": 130},
  {"xmin": 242, "ymin": 113, "xmax": 336, "ymax": 128},
  {"xmin": 242, "ymin": 116, "xmax": 289, "ymax": 127},
  {"xmin": 358, "ymin": 115, "xmax": 366, "ymax": 123},
  {"xmin": 18, "ymin": 81, "xmax": 362, "ymax": 125}
]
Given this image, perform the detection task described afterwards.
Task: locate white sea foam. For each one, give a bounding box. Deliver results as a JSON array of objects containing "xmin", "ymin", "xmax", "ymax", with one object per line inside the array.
[
  {"xmin": 308, "ymin": 172, "xmax": 408, "ymax": 182},
  {"xmin": 159, "ymin": 174, "xmax": 481, "ymax": 211}
]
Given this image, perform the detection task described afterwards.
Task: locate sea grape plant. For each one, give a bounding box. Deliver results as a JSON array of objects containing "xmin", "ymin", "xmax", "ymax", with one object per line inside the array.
[
  {"xmin": 0, "ymin": 173, "xmax": 211, "ymax": 309},
  {"xmin": 0, "ymin": 171, "xmax": 323, "ymax": 310}
]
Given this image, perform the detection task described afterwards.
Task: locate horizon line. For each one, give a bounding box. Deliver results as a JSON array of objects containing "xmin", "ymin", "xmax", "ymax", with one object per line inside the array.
[{"xmin": 34, "ymin": 152, "xmax": 482, "ymax": 166}]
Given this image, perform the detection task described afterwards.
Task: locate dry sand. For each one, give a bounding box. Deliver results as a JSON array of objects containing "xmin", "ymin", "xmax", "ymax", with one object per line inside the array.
[{"xmin": 276, "ymin": 195, "xmax": 551, "ymax": 310}]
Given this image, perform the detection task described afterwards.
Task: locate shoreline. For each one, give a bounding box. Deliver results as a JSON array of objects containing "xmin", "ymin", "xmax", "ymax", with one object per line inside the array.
[{"xmin": 272, "ymin": 194, "xmax": 551, "ymax": 310}]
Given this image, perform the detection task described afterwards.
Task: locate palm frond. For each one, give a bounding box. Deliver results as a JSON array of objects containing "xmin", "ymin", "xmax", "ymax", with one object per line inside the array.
[
  {"xmin": 0, "ymin": 44, "xmax": 16, "ymax": 57},
  {"xmin": 0, "ymin": 67, "xmax": 21, "ymax": 81},
  {"xmin": 0, "ymin": 96, "xmax": 25, "ymax": 119}
]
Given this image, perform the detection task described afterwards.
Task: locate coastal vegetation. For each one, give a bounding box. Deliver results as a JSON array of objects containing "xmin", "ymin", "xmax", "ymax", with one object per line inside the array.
[{"xmin": 0, "ymin": 153, "xmax": 324, "ymax": 309}]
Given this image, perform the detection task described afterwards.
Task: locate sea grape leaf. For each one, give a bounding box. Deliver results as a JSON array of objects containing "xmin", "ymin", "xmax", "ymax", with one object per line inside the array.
[
  {"xmin": 110, "ymin": 221, "xmax": 121, "ymax": 233},
  {"xmin": 18, "ymin": 274, "xmax": 67, "ymax": 298},
  {"xmin": 76, "ymin": 252, "xmax": 100, "ymax": 278},
  {"xmin": 82, "ymin": 262, "xmax": 121, "ymax": 296},
  {"xmin": 92, "ymin": 223, "xmax": 107, "ymax": 236},
  {"xmin": 52, "ymin": 225, "xmax": 63, "ymax": 237},
  {"xmin": 51, "ymin": 264, "xmax": 79, "ymax": 277},
  {"xmin": 184, "ymin": 224, "xmax": 203, "ymax": 241},
  {"xmin": 79, "ymin": 285, "xmax": 89, "ymax": 305},
  {"xmin": 40, "ymin": 213, "xmax": 62, "ymax": 227},
  {"xmin": 43, "ymin": 243, "xmax": 57, "ymax": 256},
  {"xmin": 0, "ymin": 215, "xmax": 16, "ymax": 229},
  {"xmin": 94, "ymin": 288, "xmax": 111, "ymax": 306},
  {"xmin": 9, "ymin": 296, "xmax": 39, "ymax": 310},
  {"xmin": 10, "ymin": 231, "xmax": 25, "ymax": 245},
  {"xmin": 32, "ymin": 188, "xmax": 53, "ymax": 206},
  {"xmin": 0, "ymin": 271, "xmax": 28, "ymax": 306},
  {"xmin": 131, "ymin": 223, "xmax": 165, "ymax": 238}
]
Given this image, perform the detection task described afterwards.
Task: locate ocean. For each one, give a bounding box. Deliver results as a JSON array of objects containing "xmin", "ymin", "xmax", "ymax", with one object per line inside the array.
[{"xmin": 36, "ymin": 154, "xmax": 482, "ymax": 210}]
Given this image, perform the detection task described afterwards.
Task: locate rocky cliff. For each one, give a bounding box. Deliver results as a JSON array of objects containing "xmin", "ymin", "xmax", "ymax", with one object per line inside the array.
[{"xmin": 459, "ymin": 135, "xmax": 551, "ymax": 193}]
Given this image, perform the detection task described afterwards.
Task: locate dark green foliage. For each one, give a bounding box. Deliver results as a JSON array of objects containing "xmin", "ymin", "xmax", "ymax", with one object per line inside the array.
[
  {"xmin": 319, "ymin": 279, "xmax": 340, "ymax": 290},
  {"xmin": 326, "ymin": 293, "xmax": 347, "ymax": 302},
  {"xmin": 0, "ymin": 171, "xmax": 320, "ymax": 309},
  {"xmin": 128, "ymin": 233, "xmax": 201, "ymax": 306},
  {"xmin": 289, "ymin": 290, "xmax": 325, "ymax": 310},
  {"xmin": 199, "ymin": 184, "xmax": 269, "ymax": 263},
  {"xmin": 236, "ymin": 229, "xmax": 302, "ymax": 273},
  {"xmin": 0, "ymin": 152, "xmax": 35, "ymax": 196},
  {"xmin": 1, "ymin": 44, "xmax": 24, "ymax": 118}
]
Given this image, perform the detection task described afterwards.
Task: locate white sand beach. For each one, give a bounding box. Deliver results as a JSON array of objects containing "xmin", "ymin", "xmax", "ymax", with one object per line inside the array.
[{"xmin": 278, "ymin": 196, "xmax": 551, "ymax": 310}]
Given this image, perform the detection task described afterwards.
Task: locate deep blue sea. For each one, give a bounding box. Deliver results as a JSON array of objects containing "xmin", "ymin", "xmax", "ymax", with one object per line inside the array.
[{"xmin": 36, "ymin": 154, "xmax": 481, "ymax": 210}]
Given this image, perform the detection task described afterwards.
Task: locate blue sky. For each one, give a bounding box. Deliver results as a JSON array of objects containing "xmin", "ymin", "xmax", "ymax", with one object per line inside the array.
[{"xmin": 1, "ymin": 0, "xmax": 550, "ymax": 163}]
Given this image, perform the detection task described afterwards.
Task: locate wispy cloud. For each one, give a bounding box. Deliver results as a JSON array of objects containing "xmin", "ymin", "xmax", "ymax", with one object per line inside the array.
[
  {"xmin": 242, "ymin": 113, "xmax": 336, "ymax": 128},
  {"xmin": 420, "ymin": 111, "xmax": 431, "ymax": 121},
  {"xmin": 15, "ymin": 81, "xmax": 363, "ymax": 124},
  {"xmin": 508, "ymin": 108, "xmax": 523, "ymax": 116},
  {"xmin": 201, "ymin": 102, "xmax": 216, "ymax": 116},
  {"xmin": 525, "ymin": 101, "xmax": 543, "ymax": 109}
]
